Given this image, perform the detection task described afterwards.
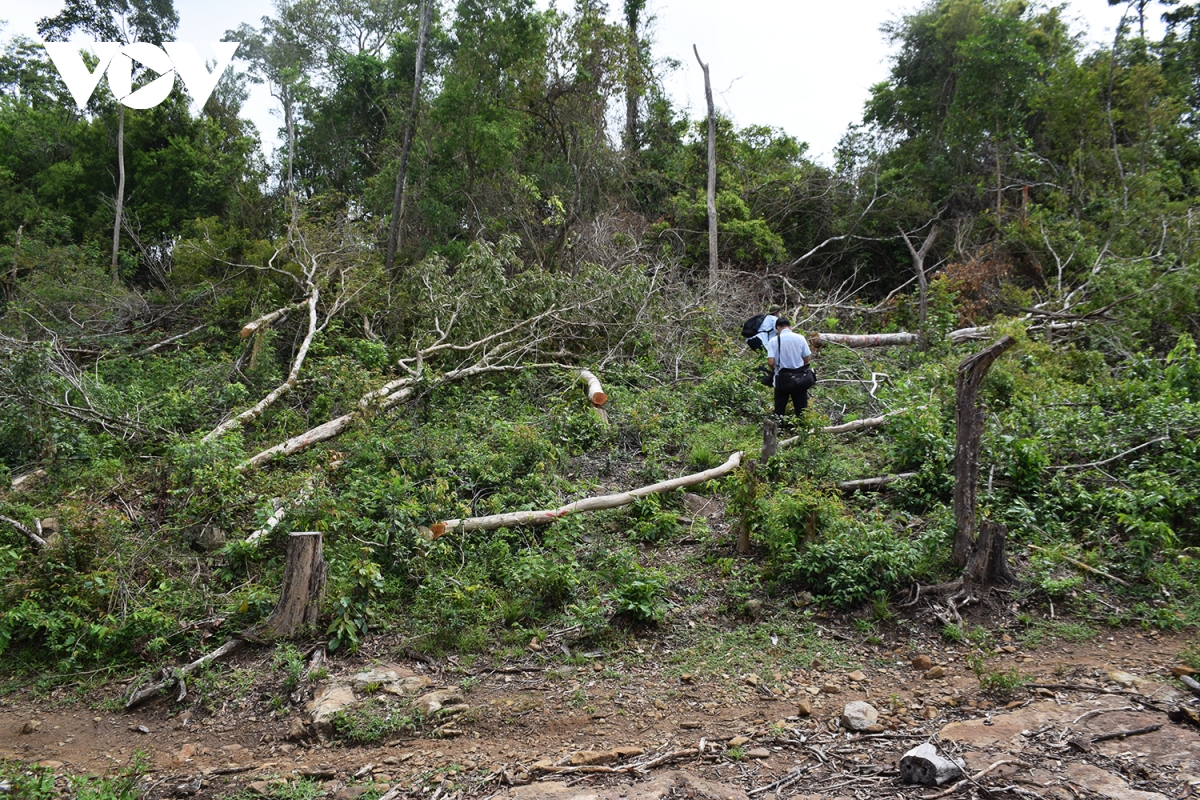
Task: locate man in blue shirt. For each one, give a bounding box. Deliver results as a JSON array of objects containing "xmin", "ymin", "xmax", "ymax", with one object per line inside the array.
[{"xmin": 766, "ymin": 317, "xmax": 814, "ymax": 417}]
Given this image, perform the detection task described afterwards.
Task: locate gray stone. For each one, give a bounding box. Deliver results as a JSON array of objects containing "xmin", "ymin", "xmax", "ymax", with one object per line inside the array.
[
  {"xmin": 351, "ymin": 666, "xmax": 432, "ymax": 696},
  {"xmin": 198, "ymin": 525, "xmax": 226, "ymax": 551},
  {"xmin": 899, "ymin": 743, "xmax": 964, "ymax": 787},
  {"xmin": 839, "ymin": 701, "xmax": 879, "ymax": 732},
  {"xmin": 307, "ymin": 684, "xmax": 356, "ymax": 734},
  {"xmin": 415, "ymin": 689, "xmax": 466, "ymax": 716}
]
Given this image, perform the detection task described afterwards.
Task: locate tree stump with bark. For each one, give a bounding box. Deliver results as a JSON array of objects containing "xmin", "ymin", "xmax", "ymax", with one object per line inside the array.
[
  {"xmin": 953, "ymin": 336, "xmax": 1015, "ymax": 567},
  {"xmin": 262, "ymin": 532, "xmax": 327, "ymax": 638}
]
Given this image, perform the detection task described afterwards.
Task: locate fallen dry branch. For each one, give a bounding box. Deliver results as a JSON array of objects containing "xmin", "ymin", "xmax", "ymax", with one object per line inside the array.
[
  {"xmin": 0, "ymin": 513, "xmax": 47, "ymax": 550},
  {"xmin": 435, "ymin": 452, "xmax": 743, "ymax": 535},
  {"xmin": 532, "ymin": 748, "xmax": 699, "ymax": 776},
  {"xmin": 135, "ymin": 324, "xmax": 205, "ymax": 357},
  {"xmin": 126, "ymin": 637, "xmax": 245, "ymax": 709},
  {"xmin": 1048, "ymin": 436, "xmax": 1169, "ymax": 473},
  {"xmin": 838, "ymin": 473, "xmax": 917, "ymax": 492},
  {"xmin": 1089, "ymin": 724, "xmax": 1162, "ymax": 743},
  {"xmin": 777, "ymin": 406, "xmax": 922, "ymax": 449},
  {"xmin": 1026, "ymin": 544, "xmax": 1130, "ymax": 587},
  {"xmin": 923, "ymin": 758, "xmax": 1023, "ymax": 799}
]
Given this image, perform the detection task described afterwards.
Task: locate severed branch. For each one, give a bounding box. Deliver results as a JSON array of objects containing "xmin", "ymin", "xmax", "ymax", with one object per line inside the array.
[
  {"xmin": 580, "ymin": 369, "xmax": 608, "ymax": 423},
  {"xmin": 1048, "ymin": 436, "xmax": 1169, "ymax": 473},
  {"xmin": 204, "ymin": 289, "xmax": 319, "ymax": 442},
  {"xmin": 838, "ymin": 473, "xmax": 916, "ymax": 492},
  {"xmin": 923, "ymin": 759, "xmax": 1023, "ymax": 799},
  {"xmin": 240, "ymin": 299, "xmax": 309, "ymax": 339},
  {"xmin": 126, "ymin": 637, "xmax": 245, "ymax": 709},
  {"xmin": 0, "ymin": 513, "xmax": 47, "ymax": 550},
  {"xmin": 813, "ymin": 332, "xmax": 919, "ymax": 349},
  {"xmin": 135, "ymin": 324, "xmax": 205, "ymax": 357},
  {"xmin": 434, "ymin": 452, "xmax": 744, "ymax": 535},
  {"xmin": 778, "ymin": 406, "xmax": 924, "ymax": 449},
  {"xmin": 1026, "ymin": 543, "xmax": 1130, "ymax": 587}
]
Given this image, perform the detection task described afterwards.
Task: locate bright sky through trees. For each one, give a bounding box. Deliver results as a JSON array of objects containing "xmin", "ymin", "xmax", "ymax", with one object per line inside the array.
[{"xmin": 1, "ymin": 0, "xmax": 1165, "ymax": 163}]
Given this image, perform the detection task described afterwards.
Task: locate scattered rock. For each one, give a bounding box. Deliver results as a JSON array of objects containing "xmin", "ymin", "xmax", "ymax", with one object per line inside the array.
[
  {"xmin": 332, "ymin": 787, "xmax": 370, "ymax": 800},
  {"xmin": 821, "ymin": 683, "xmax": 841, "ymax": 694},
  {"xmin": 246, "ymin": 782, "xmax": 272, "ymax": 796},
  {"xmin": 286, "ymin": 717, "xmax": 308, "ymax": 742},
  {"xmin": 1108, "ymin": 670, "xmax": 1138, "ymax": 687},
  {"xmin": 131, "ymin": 725, "xmax": 150, "ymax": 734},
  {"xmin": 654, "ymin": 699, "xmax": 667, "ymax": 710},
  {"xmin": 680, "ymin": 674, "xmax": 695, "ymax": 684},
  {"xmin": 1065, "ymin": 763, "xmax": 1169, "ymax": 800},
  {"xmin": 840, "ymin": 701, "xmax": 879, "ymax": 732},
  {"xmin": 679, "ymin": 721, "xmax": 702, "ymax": 730},
  {"xmin": 37, "ymin": 761, "xmax": 63, "ymax": 770},
  {"xmin": 728, "ymin": 736, "xmax": 751, "ymax": 748},
  {"xmin": 796, "ymin": 700, "xmax": 813, "ymax": 716},
  {"xmin": 847, "ymin": 670, "xmax": 866, "ymax": 683},
  {"xmin": 745, "ymin": 748, "xmax": 771, "ymax": 759},
  {"xmin": 20, "ymin": 720, "xmax": 40, "ymax": 735},
  {"xmin": 567, "ymin": 747, "xmax": 644, "ymax": 766},
  {"xmin": 1172, "ymin": 665, "xmax": 1197, "ymax": 678},
  {"xmin": 1001, "ymin": 645, "xmax": 1017, "ymax": 654},
  {"xmin": 899, "ymin": 743, "xmax": 965, "ymax": 787},
  {"xmin": 920, "ymin": 706, "xmax": 939, "ymax": 720},
  {"xmin": 416, "ymin": 689, "xmax": 466, "ymax": 716},
  {"xmin": 174, "ymin": 743, "xmax": 197, "ymax": 762},
  {"xmin": 911, "ymin": 655, "xmax": 932, "ymax": 671},
  {"xmin": 529, "ymin": 637, "xmax": 542, "ymax": 652},
  {"xmin": 308, "ymin": 684, "xmax": 356, "ymax": 734},
  {"xmin": 351, "ymin": 666, "xmax": 432, "ymax": 696},
  {"xmin": 864, "ymin": 723, "xmax": 886, "ymax": 733},
  {"xmin": 923, "ymin": 666, "xmax": 946, "ymax": 680},
  {"xmin": 593, "ymin": 662, "xmax": 603, "ymax": 673},
  {"xmin": 745, "ymin": 674, "xmax": 759, "ymax": 687}
]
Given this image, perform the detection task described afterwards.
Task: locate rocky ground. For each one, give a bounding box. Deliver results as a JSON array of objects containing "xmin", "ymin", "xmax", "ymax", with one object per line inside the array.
[{"xmin": 2, "ymin": 625, "xmax": 1198, "ymax": 799}]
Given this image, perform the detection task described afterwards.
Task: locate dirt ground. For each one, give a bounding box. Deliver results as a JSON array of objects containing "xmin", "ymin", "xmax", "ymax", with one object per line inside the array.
[{"xmin": 2, "ymin": 622, "xmax": 1198, "ymax": 799}]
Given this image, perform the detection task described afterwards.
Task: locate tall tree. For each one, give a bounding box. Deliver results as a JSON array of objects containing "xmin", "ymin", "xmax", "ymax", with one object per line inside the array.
[
  {"xmin": 385, "ymin": 0, "xmax": 433, "ymax": 273},
  {"xmin": 623, "ymin": 0, "xmax": 646, "ymax": 153},
  {"xmin": 38, "ymin": 0, "xmax": 179, "ymax": 282}
]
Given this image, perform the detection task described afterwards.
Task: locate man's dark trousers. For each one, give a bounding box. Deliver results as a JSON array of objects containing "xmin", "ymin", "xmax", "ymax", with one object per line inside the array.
[{"xmin": 774, "ymin": 367, "xmax": 809, "ymax": 416}]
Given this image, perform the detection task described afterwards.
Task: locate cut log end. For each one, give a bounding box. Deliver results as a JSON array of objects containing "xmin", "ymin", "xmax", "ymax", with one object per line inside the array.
[{"xmin": 590, "ymin": 391, "xmax": 608, "ymax": 406}]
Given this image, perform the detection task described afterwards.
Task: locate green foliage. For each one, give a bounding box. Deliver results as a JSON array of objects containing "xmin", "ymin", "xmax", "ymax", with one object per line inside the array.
[
  {"xmin": 967, "ymin": 654, "xmax": 1028, "ymax": 697},
  {"xmin": 607, "ymin": 566, "xmax": 668, "ymax": 626},
  {"xmin": 331, "ymin": 697, "xmax": 423, "ymax": 744},
  {"xmin": 327, "ymin": 549, "xmax": 384, "ymax": 652}
]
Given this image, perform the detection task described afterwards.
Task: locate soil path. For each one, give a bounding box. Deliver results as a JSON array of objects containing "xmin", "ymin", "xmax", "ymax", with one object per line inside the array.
[{"xmin": 2, "ymin": 628, "xmax": 1198, "ymax": 798}]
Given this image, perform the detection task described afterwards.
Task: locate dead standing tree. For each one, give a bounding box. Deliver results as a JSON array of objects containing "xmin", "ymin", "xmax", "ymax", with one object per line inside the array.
[
  {"xmin": 900, "ymin": 224, "xmax": 938, "ymax": 328},
  {"xmin": 693, "ymin": 45, "xmax": 718, "ymax": 294}
]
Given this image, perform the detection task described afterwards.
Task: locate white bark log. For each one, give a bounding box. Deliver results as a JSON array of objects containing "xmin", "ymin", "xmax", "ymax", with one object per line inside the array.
[
  {"xmin": 838, "ymin": 473, "xmax": 917, "ymax": 491},
  {"xmin": 437, "ymin": 451, "xmax": 743, "ymax": 535},
  {"xmin": 777, "ymin": 407, "xmax": 921, "ymax": 449},
  {"xmin": 240, "ymin": 299, "xmax": 309, "ymax": 339},
  {"xmin": 0, "ymin": 513, "xmax": 47, "ymax": 550},
  {"xmin": 136, "ymin": 324, "xmax": 205, "ymax": 357},
  {"xmin": 813, "ymin": 332, "xmax": 919, "ymax": 348},
  {"xmin": 206, "ymin": 290, "xmax": 318, "ymax": 442},
  {"xmin": 579, "ymin": 369, "xmax": 608, "ymax": 406}
]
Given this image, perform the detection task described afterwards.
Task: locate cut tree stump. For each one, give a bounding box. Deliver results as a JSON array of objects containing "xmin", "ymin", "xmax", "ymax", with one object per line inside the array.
[
  {"xmin": 761, "ymin": 416, "xmax": 778, "ymax": 462},
  {"xmin": 953, "ymin": 336, "xmax": 1015, "ymax": 567},
  {"xmin": 262, "ymin": 532, "xmax": 327, "ymax": 638}
]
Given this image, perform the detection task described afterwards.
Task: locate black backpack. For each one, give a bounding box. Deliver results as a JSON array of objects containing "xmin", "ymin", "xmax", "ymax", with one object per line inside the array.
[{"xmin": 742, "ymin": 314, "xmax": 773, "ymax": 350}]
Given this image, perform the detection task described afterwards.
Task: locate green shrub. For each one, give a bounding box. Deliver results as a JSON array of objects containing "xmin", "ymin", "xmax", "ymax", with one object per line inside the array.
[{"xmin": 608, "ymin": 566, "xmax": 668, "ymax": 625}]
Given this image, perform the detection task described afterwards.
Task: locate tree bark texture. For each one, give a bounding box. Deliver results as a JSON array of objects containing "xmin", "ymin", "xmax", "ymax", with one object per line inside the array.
[
  {"xmin": 624, "ymin": 0, "xmax": 644, "ymax": 152},
  {"xmin": 439, "ymin": 451, "xmax": 743, "ymax": 534},
  {"xmin": 693, "ymin": 45, "xmax": 718, "ymax": 292},
  {"xmin": 385, "ymin": 0, "xmax": 433, "ymax": 273},
  {"xmin": 736, "ymin": 458, "xmax": 757, "ymax": 555},
  {"xmin": 262, "ymin": 532, "xmax": 327, "ymax": 638},
  {"xmin": 111, "ymin": 105, "xmax": 125, "ymax": 282},
  {"xmin": 961, "ymin": 520, "xmax": 1014, "ymax": 593},
  {"xmin": 813, "ymin": 332, "xmax": 919, "ymax": 349},
  {"xmin": 952, "ymin": 336, "xmax": 1015, "ymax": 567},
  {"xmin": 761, "ymin": 416, "xmax": 778, "ymax": 462}
]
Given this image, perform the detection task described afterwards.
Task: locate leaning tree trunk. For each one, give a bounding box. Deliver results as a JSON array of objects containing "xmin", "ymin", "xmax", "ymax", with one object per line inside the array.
[
  {"xmin": 952, "ymin": 336, "xmax": 1015, "ymax": 567},
  {"xmin": 693, "ymin": 44, "xmax": 718, "ymax": 293},
  {"xmin": 385, "ymin": 0, "xmax": 433, "ymax": 274},
  {"xmin": 262, "ymin": 532, "xmax": 327, "ymax": 638},
  {"xmin": 111, "ymin": 105, "xmax": 125, "ymax": 282}
]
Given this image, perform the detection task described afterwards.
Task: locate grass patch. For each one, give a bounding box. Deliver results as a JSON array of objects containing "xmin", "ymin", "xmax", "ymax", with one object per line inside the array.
[{"xmin": 1019, "ymin": 619, "xmax": 1098, "ymax": 649}]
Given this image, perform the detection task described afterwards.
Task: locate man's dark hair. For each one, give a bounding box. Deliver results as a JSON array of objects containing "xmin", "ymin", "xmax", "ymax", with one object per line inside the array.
[{"xmin": 775, "ymin": 317, "xmax": 791, "ymax": 328}]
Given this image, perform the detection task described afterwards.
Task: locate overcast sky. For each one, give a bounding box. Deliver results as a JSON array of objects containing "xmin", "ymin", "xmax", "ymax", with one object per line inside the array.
[{"xmin": 1, "ymin": 0, "xmax": 1167, "ymax": 165}]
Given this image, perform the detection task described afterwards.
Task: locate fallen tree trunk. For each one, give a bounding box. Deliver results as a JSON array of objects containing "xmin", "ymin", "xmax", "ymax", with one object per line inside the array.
[
  {"xmin": 838, "ymin": 473, "xmax": 916, "ymax": 492},
  {"xmin": 135, "ymin": 324, "xmax": 205, "ymax": 357},
  {"xmin": 0, "ymin": 513, "xmax": 47, "ymax": 550},
  {"xmin": 579, "ymin": 370, "xmax": 608, "ymax": 405},
  {"xmin": 435, "ymin": 451, "xmax": 744, "ymax": 535},
  {"xmin": 813, "ymin": 332, "xmax": 919, "ymax": 349}
]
